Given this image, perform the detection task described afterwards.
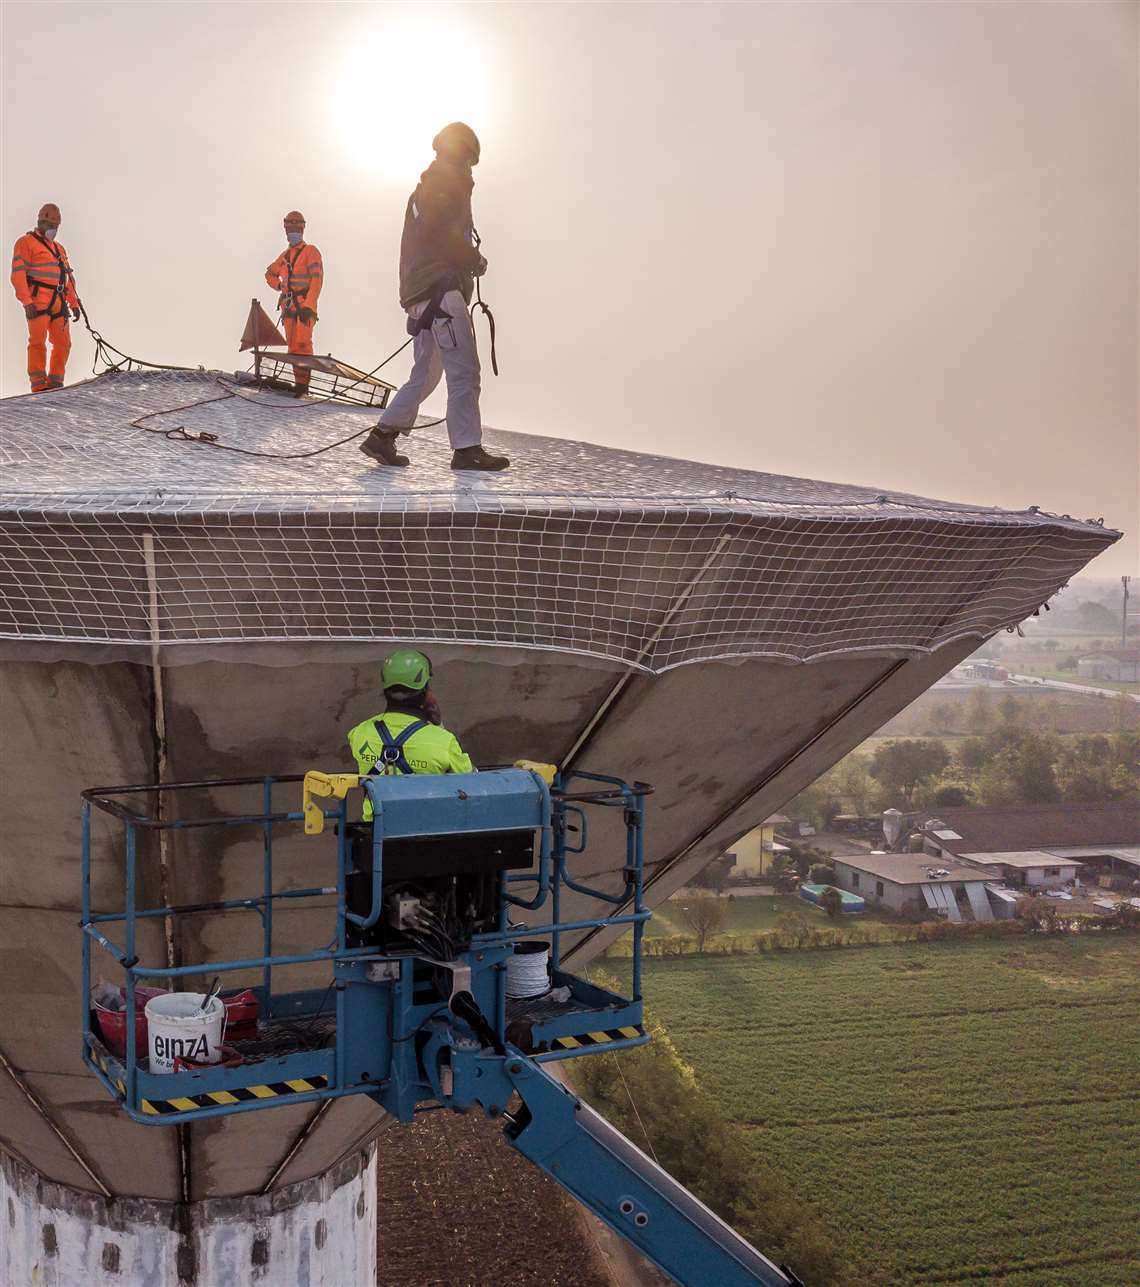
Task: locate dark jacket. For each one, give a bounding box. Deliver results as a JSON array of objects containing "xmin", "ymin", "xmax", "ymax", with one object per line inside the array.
[{"xmin": 398, "ymin": 158, "xmax": 483, "ymax": 310}]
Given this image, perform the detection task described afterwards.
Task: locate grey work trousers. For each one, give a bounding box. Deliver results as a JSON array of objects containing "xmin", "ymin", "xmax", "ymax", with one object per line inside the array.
[{"xmin": 379, "ymin": 290, "xmax": 482, "ymax": 450}]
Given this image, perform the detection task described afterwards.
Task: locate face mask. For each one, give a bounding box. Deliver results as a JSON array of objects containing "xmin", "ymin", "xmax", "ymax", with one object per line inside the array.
[
  {"xmin": 41, "ymin": 226, "xmax": 58, "ymax": 241},
  {"xmin": 286, "ymin": 230, "xmax": 303, "ymax": 246}
]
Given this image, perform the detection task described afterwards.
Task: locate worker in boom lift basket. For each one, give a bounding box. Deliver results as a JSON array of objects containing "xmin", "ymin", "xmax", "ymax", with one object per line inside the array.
[
  {"xmin": 359, "ymin": 122, "xmax": 509, "ymax": 471},
  {"xmin": 10, "ymin": 203, "xmax": 81, "ymax": 393},
  {"xmin": 346, "ymin": 649, "xmax": 474, "ymax": 823},
  {"xmin": 345, "ymin": 650, "xmax": 475, "ymax": 938},
  {"xmin": 265, "ymin": 210, "xmax": 323, "ymax": 396}
]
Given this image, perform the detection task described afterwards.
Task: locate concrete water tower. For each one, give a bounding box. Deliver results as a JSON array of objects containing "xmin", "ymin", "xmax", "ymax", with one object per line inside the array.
[{"xmin": 0, "ymin": 370, "xmax": 1119, "ymax": 1283}]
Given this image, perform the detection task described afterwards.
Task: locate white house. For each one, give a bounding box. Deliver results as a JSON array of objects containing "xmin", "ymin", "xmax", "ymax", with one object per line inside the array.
[{"xmin": 831, "ymin": 854, "xmax": 996, "ymax": 921}]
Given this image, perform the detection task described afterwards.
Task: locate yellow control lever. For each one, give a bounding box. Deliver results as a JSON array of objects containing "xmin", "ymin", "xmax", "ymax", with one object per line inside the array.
[
  {"xmin": 514, "ymin": 760, "xmax": 557, "ymax": 786},
  {"xmin": 302, "ymin": 772, "xmax": 360, "ymax": 836}
]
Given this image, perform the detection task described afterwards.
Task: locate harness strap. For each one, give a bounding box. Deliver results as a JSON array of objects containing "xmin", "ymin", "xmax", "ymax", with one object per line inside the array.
[
  {"xmin": 371, "ymin": 718, "xmax": 429, "ymax": 775},
  {"xmin": 26, "ymin": 232, "xmax": 70, "ymax": 314},
  {"xmin": 281, "ymin": 244, "xmax": 311, "ymax": 303},
  {"xmin": 407, "ymin": 274, "xmax": 461, "ymax": 337}
]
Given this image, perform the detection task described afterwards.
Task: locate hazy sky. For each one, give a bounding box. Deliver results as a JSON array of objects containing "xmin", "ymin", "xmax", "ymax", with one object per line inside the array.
[{"xmin": 2, "ymin": 1, "xmax": 1136, "ymax": 575}]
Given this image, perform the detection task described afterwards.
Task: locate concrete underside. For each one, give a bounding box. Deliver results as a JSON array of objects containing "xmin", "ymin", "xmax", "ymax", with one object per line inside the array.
[
  {"xmin": 0, "ymin": 1142, "xmax": 377, "ymax": 1287},
  {"xmin": 0, "ymin": 636, "xmax": 982, "ymax": 1202}
]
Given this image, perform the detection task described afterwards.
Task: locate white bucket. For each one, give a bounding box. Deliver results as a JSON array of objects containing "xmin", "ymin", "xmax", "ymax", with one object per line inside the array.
[{"xmin": 145, "ymin": 992, "xmax": 225, "ymax": 1075}]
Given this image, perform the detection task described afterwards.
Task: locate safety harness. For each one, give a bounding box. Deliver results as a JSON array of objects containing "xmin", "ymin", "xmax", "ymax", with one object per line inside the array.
[
  {"xmin": 370, "ymin": 718, "xmax": 429, "ymax": 775},
  {"xmin": 406, "ymin": 228, "xmax": 498, "ymax": 375},
  {"xmin": 280, "ymin": 244, "xmax": 315, "ymax": 319},
  {"xmin": 406, "ymin": 273, "xmax": 460, "ymax": 338},
  {"xmin": 25, "ymin": 231, "xmax": 71, "ymax": 319}
]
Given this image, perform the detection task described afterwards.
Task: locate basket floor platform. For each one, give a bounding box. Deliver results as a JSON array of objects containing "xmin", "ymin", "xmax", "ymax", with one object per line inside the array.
[{"xmin": 88, "ymin": 969, "xmax": 646, "ymax": 1122}]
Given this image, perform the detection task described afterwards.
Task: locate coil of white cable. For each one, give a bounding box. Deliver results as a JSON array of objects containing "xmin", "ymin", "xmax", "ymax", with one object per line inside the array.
[{"xmin": 506, "ymin": 941, "xmax": 551, "ymax": 999}]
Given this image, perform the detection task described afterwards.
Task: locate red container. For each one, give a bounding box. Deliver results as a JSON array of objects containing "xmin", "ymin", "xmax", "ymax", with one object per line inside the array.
[
  {"xmin": 221, "ymin": 989, "xmax": 259, "ymax": 1036},
  {"xmin": 93, "ymin": 987, "xmax": 260, "ymax": 1059},
  {"xmin": 92, "ymin": 986, "xmax": 165, "ymax": 1059}
]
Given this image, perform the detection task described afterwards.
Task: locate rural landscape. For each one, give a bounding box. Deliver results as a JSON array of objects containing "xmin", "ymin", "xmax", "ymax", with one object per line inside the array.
[
  {"xmin": 587, "ymin": 933, "xmax": 1138, "ymax": 1285},
  {"xmin": 568, "ymin": 575, "xmax": 1139, "ymax": 1286}
]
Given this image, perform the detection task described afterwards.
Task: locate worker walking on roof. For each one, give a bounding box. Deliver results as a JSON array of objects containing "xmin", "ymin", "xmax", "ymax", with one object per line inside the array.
[
  {"xmin": 347, "ymin": 649, "xmax": 474, "ymax": 822},
  {"xmin": 359, "ymin": 123, "xmax": 509, "ymax": 472},
  {"xmin": 10, "ymin": 203, "xmax": 81, "ymax": 393},
  {"xmin": 265, "ymin": 211, "xmax": 323, "ymax": 397}
]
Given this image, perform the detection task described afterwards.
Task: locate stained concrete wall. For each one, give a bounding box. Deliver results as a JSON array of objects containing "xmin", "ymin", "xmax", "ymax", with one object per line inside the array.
[
  {"xmin": 0, "ymin": 1142, "xmax": 376, "ymax": 1287},
  {"xmin": 1, "ymin": 637, "xmax": 979, "ymax": 1201}
]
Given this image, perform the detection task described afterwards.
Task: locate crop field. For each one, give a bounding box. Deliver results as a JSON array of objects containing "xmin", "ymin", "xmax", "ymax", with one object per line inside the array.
[
  {"xmin": 648, "ymin": 893, "xmax": 902, "ymax": 938},
  {"xmin": 627, "ymin": 936, "xmax": 1140, "ymax": 1284}
]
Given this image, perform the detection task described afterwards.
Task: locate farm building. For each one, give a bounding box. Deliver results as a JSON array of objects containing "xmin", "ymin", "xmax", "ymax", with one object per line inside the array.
[
  {"xmin": 916, "ymin": 802, "xmax": 1139, "ymax": 881},
  {"xmin": 1076, "ymin": 648, "xmax": 1139, "ymax": 682},
  {"xmin": 831, "ymin": 854, "xmax": 997, "ymax": 920},
  {"xmin": 955, "ymin": 851, "xmax": 1082, "ymax": 890},
  {"xmin": 959, "ymin": 660, "xmax": 1009, "ymax": 682}
]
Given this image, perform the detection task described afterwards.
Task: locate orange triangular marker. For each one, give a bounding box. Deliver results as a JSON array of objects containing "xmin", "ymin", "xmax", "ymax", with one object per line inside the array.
[{"xmin": 240, "ymin": 299, "xmax": 287, "ymax": 351}]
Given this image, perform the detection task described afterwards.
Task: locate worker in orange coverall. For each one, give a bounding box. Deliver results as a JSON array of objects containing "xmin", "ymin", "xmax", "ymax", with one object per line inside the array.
[
  {"xmin": 10, "ymin": 203, "xmax": 81, "ymax": 393},
  {"xmin": 265, "ymin": 210, "xmax": 323, "ymax": 396}
]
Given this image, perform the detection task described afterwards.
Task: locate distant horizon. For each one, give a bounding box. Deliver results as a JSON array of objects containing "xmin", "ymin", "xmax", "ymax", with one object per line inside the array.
[{"xmin": 2, "ymin": 1, "xmax": 1136, "ymax": 575}]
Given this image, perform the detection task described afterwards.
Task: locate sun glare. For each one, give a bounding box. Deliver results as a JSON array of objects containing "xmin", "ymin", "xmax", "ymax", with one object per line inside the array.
[{"xmin": 332, "ymin": 18, "xmax": 492, "ymax": 182}]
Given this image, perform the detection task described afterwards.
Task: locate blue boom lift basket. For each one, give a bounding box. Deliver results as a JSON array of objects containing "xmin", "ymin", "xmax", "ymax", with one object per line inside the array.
[{"xmin": 80, "ymin": 766, "xmax": 801, "ymax": 1287}]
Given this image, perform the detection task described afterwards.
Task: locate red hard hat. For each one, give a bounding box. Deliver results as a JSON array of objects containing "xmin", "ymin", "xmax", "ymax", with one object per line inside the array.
[{"xmin": 38, "ymin": 203, "xmax": 61, "ymax": 223}]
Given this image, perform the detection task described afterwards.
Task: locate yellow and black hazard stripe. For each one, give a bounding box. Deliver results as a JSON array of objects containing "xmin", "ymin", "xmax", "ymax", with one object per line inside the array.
[
  {"xmin": 90, "ymin": 1044, "xmax": 329, "ymax": 1116},
  {"xmin": 553, "ymin": 1025, "xmax": 643, "ymax": 1051},
  {"xmin": 90, "ymin": 1047, "xmax": 125, "ymax": 1095},
  {"xmin": 141, "ymin": 1075, "xmax": 329, "ymax": 1116}
]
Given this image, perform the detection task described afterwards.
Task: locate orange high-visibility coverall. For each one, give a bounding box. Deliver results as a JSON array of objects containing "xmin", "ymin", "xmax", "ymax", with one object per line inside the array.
[
  {"xmin": 265, "ymin": 242, "xmax": 323, "ymax": 391},
  {"xmin": 11, "ymin": 232, "xmax": 80, "ymax": 392}
]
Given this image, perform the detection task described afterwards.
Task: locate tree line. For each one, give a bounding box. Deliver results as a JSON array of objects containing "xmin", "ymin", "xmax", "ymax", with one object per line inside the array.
[{"xmin": 790, "ymin": 727, "xmax": 1138, "ymax": 822}]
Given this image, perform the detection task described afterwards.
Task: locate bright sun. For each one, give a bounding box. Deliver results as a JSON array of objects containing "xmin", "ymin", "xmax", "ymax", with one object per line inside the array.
[{"xmin": 332, "ymin": 18, "xmax": 492, "ymax": 182}]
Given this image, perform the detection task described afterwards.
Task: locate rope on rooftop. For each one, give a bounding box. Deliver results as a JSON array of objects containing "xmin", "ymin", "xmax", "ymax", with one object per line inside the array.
[{"xmin": 79, "ymin": 306, "xmax": 446, "ymax": 459}]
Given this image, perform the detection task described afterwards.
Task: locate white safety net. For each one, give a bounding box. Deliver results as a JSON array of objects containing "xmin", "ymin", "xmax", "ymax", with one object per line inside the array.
[{"xmin": 0, "ymin": 370, "xmax": 1119, "ymax": 671}]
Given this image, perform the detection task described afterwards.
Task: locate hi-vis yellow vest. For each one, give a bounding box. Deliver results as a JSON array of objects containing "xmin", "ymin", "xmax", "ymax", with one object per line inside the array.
[{"xmin": 346, "ymin": 712, "xmax": 474, "ymax": 820}]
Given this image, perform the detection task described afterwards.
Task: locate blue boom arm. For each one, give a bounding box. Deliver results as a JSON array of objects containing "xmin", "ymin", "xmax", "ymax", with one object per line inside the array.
[{"xmin": 500, "ymin": 1056, "xmax": 803, "ymax": 1287}]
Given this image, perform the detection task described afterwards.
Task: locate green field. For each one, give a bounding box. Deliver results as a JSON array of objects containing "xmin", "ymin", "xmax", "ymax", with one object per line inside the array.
[
  {"xmin": 627, "ymin": 936, "xmax": 1140, "ymax": 1285},
  {"xmin": 646, "ymin": 893, "xmax": 903, "ymax": 939}
]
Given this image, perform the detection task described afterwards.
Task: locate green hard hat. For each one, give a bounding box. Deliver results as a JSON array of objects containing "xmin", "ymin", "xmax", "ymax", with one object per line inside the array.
[{"xmin": 381, "ymin": 649, "xmax": 432, "ymax": 693}]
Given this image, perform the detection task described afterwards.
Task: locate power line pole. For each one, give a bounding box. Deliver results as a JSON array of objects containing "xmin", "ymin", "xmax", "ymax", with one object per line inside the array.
[{"xmin": 1123, "ymin": 575, "xmax": 1132, "ymax": 648}]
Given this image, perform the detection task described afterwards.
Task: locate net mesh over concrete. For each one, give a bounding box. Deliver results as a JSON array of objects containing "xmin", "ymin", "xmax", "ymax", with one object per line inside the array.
[{"xmin": 0, "ymin": 369, "xmax": 1119, "ymax": 670}]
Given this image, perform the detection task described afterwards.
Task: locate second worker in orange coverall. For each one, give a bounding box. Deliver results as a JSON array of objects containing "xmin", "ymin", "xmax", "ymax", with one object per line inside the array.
[
  {"xmin": 265, "ymin": 210, "xmax": 323, "ymax": 396},
  {"xmin": 10, "ymin": 202, "xmax": 81, "ymax": 393}
]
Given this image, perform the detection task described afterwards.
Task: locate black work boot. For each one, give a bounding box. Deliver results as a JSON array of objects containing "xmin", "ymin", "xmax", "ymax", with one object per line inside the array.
[
  {"xmin": 359, "ymin": 427, "xmax": 410, "ymax": 467},
  {"xmin": 451, "ymin": 444, "xmax": 510, "ymax": 471}
]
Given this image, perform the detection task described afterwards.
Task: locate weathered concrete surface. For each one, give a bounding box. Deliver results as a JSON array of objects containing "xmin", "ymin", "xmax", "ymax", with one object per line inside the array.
[
  {"xmin": 2, "ymin": 638, "xmax": 986, "ymax": 1204},
  {"xmin": 559, "ymin": 643, "xmax": 985, "ymax": 958},
  {"xmin": 0, "ymin": 1142, "xmax": 376, "ymax": 1287},
  {"xmin": 0, "ymin": 633, "xmax": 1080, "ymax": 1204}
]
